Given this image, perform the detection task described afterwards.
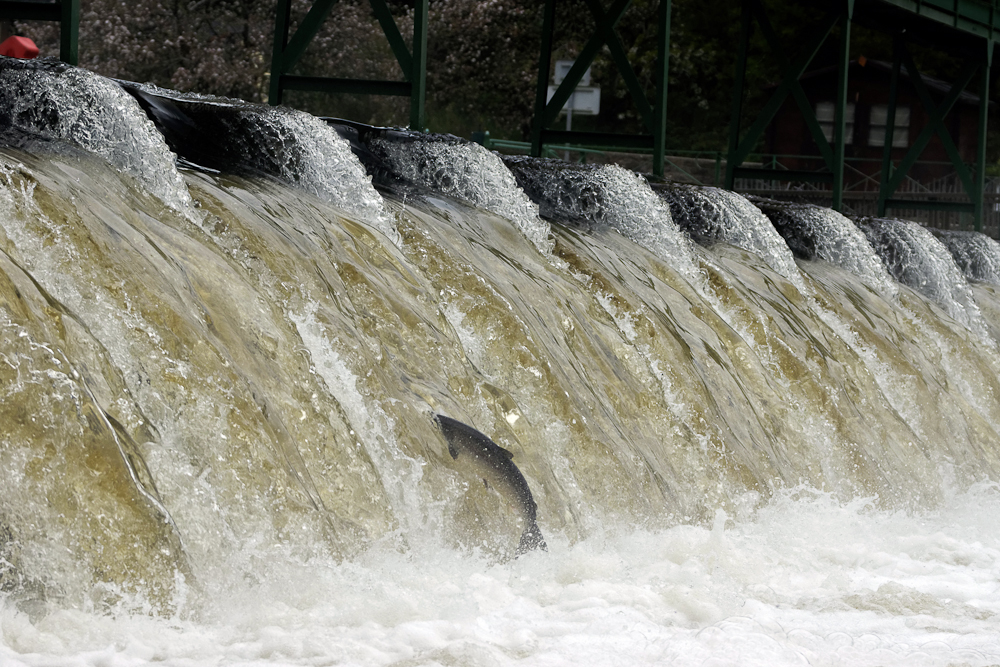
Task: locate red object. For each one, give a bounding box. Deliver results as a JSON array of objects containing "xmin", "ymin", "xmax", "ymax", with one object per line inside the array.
[{"xmin": 0, "ymin": 36, "xmax": 39, "ymax": 59}]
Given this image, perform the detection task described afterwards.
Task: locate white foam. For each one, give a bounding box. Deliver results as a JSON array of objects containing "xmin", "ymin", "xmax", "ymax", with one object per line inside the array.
[
  {"xmin": 863, "ymin": 219, "xmax": 987, "ymax": 338},
  {"xmin": 5, "ymin": 484, "xmax": 1000, "ymax": 666},
  {"xmin": 790, "ymin": 206, "xmax": 898, "ymax": 297},
  {"xmin": 0, "ymin": 61, "xmax": 194, "ymax": 213},
  {"xmin": 374, "ymin": 136, "xmax": 553, "ymax": 253},
  {"xmin": 257, "ymin": 108, "xmax": 396, "ymax": 242},
  {"xmin": 937, "ymin": 230, "xmax": 1000, "ymax": 285},
  {"xmin": 127, "ymin": 83, "xmax": 396, "ymax": 242},
  {"xmin": 662, "ymin": 185, "xmax": 803, "ymax": 285}
]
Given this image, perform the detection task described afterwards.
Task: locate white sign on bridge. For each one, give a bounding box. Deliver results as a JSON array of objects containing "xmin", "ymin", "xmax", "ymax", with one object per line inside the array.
[
  {"xmin": 546, "ymin": 86, "xmax": 601, "ymax": 116},
  {"xmin": 548, "ymin": 60, "xmax": 601, "ymax": 116}
]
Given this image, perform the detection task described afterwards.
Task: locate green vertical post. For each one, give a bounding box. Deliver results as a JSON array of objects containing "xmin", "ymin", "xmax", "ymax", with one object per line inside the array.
[
  {"xmin": 409, "ymin": 0, "xmax": 427, "ymax": 130},
  {"xmin": 531, "ymin": 0, "xmax": 557, "ymax": 157},
  {"xmin": 832, "ymin": 0, "xmax": 852, "ymax": 211},
  {"xmin": 269, "ymin": 0, "xmax": 292, "ymax": 106},
  {"xmin": 877, "ymin": 35, "xmax": 903, "ymax": 217},
  {"xmin": 725, "ymin": 0, "xmax": 752, "ymax": 189},
  {"xmin": 975, "ymin": 40, "xmax": 992, "ymax": 233},
  {"xmin": 652, "ymin": 0, "xmax": 672, "ymax": 177},
  {"xmin": 59, "ymin": 0, "xmax": 79, "ymax": 65}
]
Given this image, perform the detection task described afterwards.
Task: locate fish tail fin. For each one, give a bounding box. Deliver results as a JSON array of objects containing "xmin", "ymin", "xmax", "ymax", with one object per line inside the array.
[{"xmin": 516, "ymin": 522, "xmax": 547, "ymax": 556}]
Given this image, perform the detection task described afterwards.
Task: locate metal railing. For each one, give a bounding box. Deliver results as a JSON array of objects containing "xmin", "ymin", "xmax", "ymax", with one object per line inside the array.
[{"xmin": 473, "ymin": 134, "xmax": 1000, "ymax": 236}]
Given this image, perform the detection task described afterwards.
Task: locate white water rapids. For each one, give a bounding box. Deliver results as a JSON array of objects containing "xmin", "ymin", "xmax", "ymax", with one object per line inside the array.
[
  {"xmin": 3, "ymin": 486, "xmax": 1000, "ymax": 666},
  {"xmin": 2, "ymin": 61, "xmax": 1000, "ymax": 666}
]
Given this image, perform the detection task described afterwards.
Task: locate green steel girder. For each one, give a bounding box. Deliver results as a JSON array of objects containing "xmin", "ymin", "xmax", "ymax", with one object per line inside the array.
[
  {"xmin": 725, "ymin": 0, "xmax": 996, "ymax": 226},
  {"xmin": 876, "ymin": 35, "xmax": 991, "ymax": 231},
  {"xmin": 873, "ymin": 0, "xmax": 1000, "ymax": 43},
  {"xmin": 725, "ymin": 0, "xmax": 853, "ymax": 209},
  {"xmin": 269, "ymin": 0, "xmax": 427, "ymax": 130},
  {"xmin": 529, "ymin": 0, "xmax": 672, "ymax": 176},
  {"xmin": 0, "ymin": 0, "xmax": 78, "ymax": 64},
  {"xmin": 975, "ymin": 38, "xmax": 993, "ymax": 229},
  {"xmin": 536, "ymin": 0, "xmax": 632, "ymax": 130}
]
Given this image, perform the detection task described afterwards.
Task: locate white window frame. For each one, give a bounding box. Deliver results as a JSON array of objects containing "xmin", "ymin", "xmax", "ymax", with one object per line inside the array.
[
  {"xmin": 815, "ymin": 101, "xmax": 855, "ymax": 145},
  {"xmin": 868, "ymin": 104, "xmax": 910, "ymax": 148}
]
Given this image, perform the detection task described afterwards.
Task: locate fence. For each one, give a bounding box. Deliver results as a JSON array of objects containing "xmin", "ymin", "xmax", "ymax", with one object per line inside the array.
[
  {"xmin": 473, "ymin": 135, "xmax": 1000, "ymax": 238},
  {"xmin": 730, "ymin": 156, "xmax": 1000, "ymax": 238}
]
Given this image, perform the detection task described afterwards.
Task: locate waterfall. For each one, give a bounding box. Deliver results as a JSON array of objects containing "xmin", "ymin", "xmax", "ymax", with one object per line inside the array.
[
  {"xmin": 0, "ymin": 58, "xmax": 193, "ymax": 213},
  {"xmin": 118, "ymin": 81, "xmax": 395, "ymax": 242},
  {"xmin": 3, "ymin": 64, "xmax": 1000, "ymax": 666},
  {"xmin": 937, "ymin": 229, "xmax": 1000, "ymax": 285},
  {"xmin": 502, "ymin": 157, "xmax": 699, "ymax": 281},
  {"xmin": 861, "ymin": 217, "xmax": 988, "ymax": 337},
  {"xmin": 656, "ymin": 183, "xmax": 801, "ymax": 284},
  {"xmin": 753, "ymin": 198, "xmax": 898, "ymax": 297},
  {"xmin": 364, "ymin": 131, "xmax": 552, "ymax": 253}
]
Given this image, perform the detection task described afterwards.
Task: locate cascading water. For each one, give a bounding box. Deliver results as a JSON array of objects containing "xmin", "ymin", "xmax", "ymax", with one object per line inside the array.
[
  {"xmin": 502, "ymin": 157, "xmax": 699, "ymax": 280},
  {"xmin": 750, "ymin": 199, "xmax": 1000, "ymax": 455},
  {"xmin": 937, "ymin": 229, "xmax": 1000, "ymax": 285},
  {"xmin": 3, "ymin": 62, "xmax": 1000, "ymax": 665},
  {"xmin": 655, "ymin": 183, "xmax": 801, "ymax": 284},
  {"xmin": 0, "ymin": 58, "xmax": 193, "ymax": 213},
  {"xmin": 938, "ymin": 230, "xmax": 1000, "ymax": 346},
  {"xmin": 861, "ymin": 217, "xmax": 988, "ymax": 337},
  {"xmin": 363, "ymin": 132, "xmax": 552, "ymax": 253},
  {"xmin": 119, "ymin": 81, "xmax": 396, "ymax": 242},
  {"xmin": 753, "ymin": 198, "xmax": 899, "ymax": 297}
]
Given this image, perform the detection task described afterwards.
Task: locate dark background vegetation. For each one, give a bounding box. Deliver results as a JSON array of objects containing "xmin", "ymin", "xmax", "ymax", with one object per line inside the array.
[{"xmin": 11, "ymin": 0, "xmax": 1000, "ymax": 161}]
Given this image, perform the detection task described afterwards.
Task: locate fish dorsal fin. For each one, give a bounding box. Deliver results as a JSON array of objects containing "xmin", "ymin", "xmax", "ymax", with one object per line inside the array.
[{"xmin": 499, "ymin": 447, "xmax": 514, "ymax": 460}]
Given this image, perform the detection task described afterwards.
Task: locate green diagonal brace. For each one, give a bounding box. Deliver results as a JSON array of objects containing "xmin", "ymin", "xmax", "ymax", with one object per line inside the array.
[
  {"xmin": 368, "ymin": 0, "xmax": 413, "ymax": 77},
  {"xmin": 901, "ymin": 49, "xmax": 977, "ymax": 198},
  {"xmin": 883, "ymin": 53, "xmax": 979, "ymax": 196},
  {"xmin": 268, "ymin": 0, "xmax": 425, "ymax": 130},
  {"xmin": 542, "ymin": 0, "xmax": 633, "ymax": 128},
  {"xmin": 281, "ymin": 0, "xmax": 339, "ymax": 75},
  {"xmin": 750, "ymin": 0, "xmax": 839, "ymax": 168},
  {"xmin": 729, "ymin": 1, "xmax": 841, "ymax": 168},
  {"xmin": 583, "ymin": 0, "xmax": 654, "ymax": 130}
]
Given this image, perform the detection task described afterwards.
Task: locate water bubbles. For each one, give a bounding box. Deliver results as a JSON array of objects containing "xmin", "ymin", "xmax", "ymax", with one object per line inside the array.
[
  {"xmin": 658, "ymin": 184, "xmax": 801, "ymax": 284},
  {"xmin": 754, "ymin": 199, "xmax": 898, "ymax": 297},
  {"xmin": 371, "ymin": 133, "xmax": 552, "ymax": 253},
  {"xmin": 120, "ymin": 83, "xmax": 397, "ymax": 243},
  {"xmin": 503, "ymin": 157, "xmax": 698, "ymax": 280},
  {"xmin": 0, "ymin": 58, "xmax": 194, "ymax": 213},
  {"xmin": 936, "ymin": 230, "xmax": 1000, "ymax": 285},
  {"xmin": 861, "ymin": 218, "xmax": 987, "ymax": 336}
]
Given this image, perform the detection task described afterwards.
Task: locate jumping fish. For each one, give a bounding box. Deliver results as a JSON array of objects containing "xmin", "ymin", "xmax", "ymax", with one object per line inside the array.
[{"xmin": 434, "ymin": 414, "xmax": 546, "ymax": 555}]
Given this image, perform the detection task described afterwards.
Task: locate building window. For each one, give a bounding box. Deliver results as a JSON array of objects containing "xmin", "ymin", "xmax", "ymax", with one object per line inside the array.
[
  {"xmin": 816, "ymin": 101, "xmax": 855, "ymax": 144},
  {"xmin": 868, "ymin": 105, "xmax": 910, "ymax": 148}
]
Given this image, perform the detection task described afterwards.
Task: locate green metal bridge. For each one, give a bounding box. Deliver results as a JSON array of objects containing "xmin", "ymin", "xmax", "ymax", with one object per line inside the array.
[
  {"xmin": 7, "ymin": 0, "xmax": 1000, "ymax": 230},
  {"xmin": 726, "ymin": 0, "xmax": 999, "ymax": 230},
  {"xmin": 264, "ymin": 0, "xmax": 1000, "ymax": 232}
]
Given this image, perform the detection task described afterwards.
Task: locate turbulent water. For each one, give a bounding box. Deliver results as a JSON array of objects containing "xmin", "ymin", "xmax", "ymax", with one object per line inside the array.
[
  {"xmin": 4, "ymin": 62, "xmax": 1000, "ymax": 666},
  {"xmin": 657, "ymin": 183, "xmax": 802, "ymax": 284},
  {"xmin": 938, "ymin": 229, "xmax": 1000, "ymax": 285}
]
